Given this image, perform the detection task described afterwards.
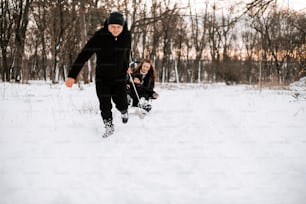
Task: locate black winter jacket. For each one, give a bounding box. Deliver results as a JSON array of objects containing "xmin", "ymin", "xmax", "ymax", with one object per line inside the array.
[
  {"xmin": 68, "ymin": 21, "xmax": 131, "ymax": 81},
  {"xmin": 129, "ymin": 72, "xmax": 156, "ymax": 99},
  {"xmin": 133, "ymin": 73, "xmax": 154, "ymax": 91}
]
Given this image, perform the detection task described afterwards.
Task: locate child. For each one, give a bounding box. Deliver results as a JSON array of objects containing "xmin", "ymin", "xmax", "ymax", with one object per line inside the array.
[{"xmin": 128, "ymin": 59, "xmax": 159, "ymax": 111}]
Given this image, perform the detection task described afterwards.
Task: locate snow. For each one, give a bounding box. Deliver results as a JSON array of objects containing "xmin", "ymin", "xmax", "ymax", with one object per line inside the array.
[{"xmin": 1, "ymin": 79, "xmax": 306, "ymax": 204}]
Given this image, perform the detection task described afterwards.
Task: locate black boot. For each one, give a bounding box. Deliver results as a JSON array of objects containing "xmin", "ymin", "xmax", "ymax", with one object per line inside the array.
[
  {"xmin": 103, "ymin": 119, "xmax": 114, "ymax": 138},
  {"xmin": 121, "ymin": 110, "xmax": 128, "ymax": 124}
]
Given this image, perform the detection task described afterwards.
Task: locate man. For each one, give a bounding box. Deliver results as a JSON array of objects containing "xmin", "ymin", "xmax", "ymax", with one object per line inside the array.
[{"xmin": 65, "ymin": 11, "xmax": 131, "ymax": 138}]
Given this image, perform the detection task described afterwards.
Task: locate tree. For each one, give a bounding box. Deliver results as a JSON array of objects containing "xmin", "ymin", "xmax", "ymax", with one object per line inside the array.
[
  {"xmin": 31, "ymin": 0, "xmax": 48, "ymax": 80},
  {"xmin": 242, "ymin": 28, "xmax": 259, "ymax": 83},
  {"xmin": 246, "ymin": 0, "xmax": 274, "ymax": 17},
  {"xmin": 12, "ymin": 0, "xmax": 33, "ymax": 82},
  {"xmin": 0, "ymin": 0, "xmax": 14, "ymax": 81},
  {"xmin": 47, "ymin": 0, "xmax": 73, "ymax": 83},
  {"xmin": 207, "ymin": 2, "xmax": 222, "ymax": 82},
  {"xmin": 188, "ymin": 1, "xmax": 208, "ymax": 83},
  {"xmin": 172, "ymin": 15, "xmax": 188, "ymax": 82}
]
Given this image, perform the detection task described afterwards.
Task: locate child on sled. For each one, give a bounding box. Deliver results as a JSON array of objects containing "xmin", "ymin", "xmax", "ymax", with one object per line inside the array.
[{"xmin": 127, "ymin": 59, "xmax": 159, "ymax": 112}]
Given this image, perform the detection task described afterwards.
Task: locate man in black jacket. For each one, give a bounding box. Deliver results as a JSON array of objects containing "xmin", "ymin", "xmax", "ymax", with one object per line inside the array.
[{"xmin": 65, "ymin": 11, "xmax": 131, "ymax": 138}]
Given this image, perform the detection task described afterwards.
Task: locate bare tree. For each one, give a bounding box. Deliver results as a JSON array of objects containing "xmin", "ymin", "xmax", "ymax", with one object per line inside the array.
[
  {"xmin": 47, "ymin": 0, "xmax": 74, "ymax": 83},
  {"xmin": 246, "ymin": 0, "xmax": 274, "ymax": 17},
  {"xmin": 79, "ymin": 0, "xmax": 90, "ymax": 84},
  {"xmin": 242, "ymin": 28, "xmax": 259, "ymax": 83},
  {"xmin": 282, "ymin": 10, "xmax": 306, "ymax": 81},
  {"xmin": 207, "ymin": 2, "xmax": 222, "ymax": 82},
  {"xmin": 188, "ymin": 1, "xmax": 208, "ymax": 83},
  {"xmin": 31, "ymin": 0, "xmax": 49, "ymax": 80},
  {"xmin": 12, "ymin": 0, "xmax": 33, "ymax": 82},
  {"xmin": 0, "ymin": 0, "xmax": 14, "ymax": 81},
  {"xmin": 172, "ymin": 15, "xmax": 188, "ymax": 82}
]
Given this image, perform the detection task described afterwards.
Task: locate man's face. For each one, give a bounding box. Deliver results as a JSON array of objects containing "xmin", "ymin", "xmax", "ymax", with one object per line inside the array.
[{"xmin": 108, "ymin": 24, "xmax": 123, "ymax": 37}]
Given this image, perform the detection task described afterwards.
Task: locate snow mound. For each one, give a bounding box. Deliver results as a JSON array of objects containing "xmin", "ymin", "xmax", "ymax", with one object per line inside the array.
[
  {"xmin": 289, "ymin": 77, "xmax": 306, "ymax": 100},
  {"xmin": 290, "ymin": 77, "xmax": 306, "ymax": 90}
]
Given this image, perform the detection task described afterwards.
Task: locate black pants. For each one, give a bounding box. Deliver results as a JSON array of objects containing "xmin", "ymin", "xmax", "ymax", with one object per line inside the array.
[
  {"xmin": 96, "ymin": 80, "xmax": 128, "ymax": 121},
  {"xmin": 128, "ymin": 85, "xmax": 154, "ymax": 106}
]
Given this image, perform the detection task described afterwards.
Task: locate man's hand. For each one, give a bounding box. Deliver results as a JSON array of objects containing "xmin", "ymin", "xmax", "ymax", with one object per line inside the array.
[
  {"xmin": 127, "ymin": 67, "xmax": 132, "ymax": 74},
  {"xmin": 65, "ymin": 78, "xmax": 75, "ymax": 88}
]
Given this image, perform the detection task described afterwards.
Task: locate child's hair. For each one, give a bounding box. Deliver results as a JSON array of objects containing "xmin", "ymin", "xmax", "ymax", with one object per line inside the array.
[{"xmin": 134, "ymin": 59, "xmax": 156, "ymax": 85}]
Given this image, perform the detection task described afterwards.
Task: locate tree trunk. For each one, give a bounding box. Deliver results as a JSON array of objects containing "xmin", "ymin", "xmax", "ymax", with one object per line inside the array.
[{"xmin": 14, "ymin": 0, "xmax": 32, "ymax": 83}]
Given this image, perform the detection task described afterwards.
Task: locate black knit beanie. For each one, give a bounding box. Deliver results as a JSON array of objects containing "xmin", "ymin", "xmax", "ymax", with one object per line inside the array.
[{"xmin": 107, "ymin": 11, "xmax": 124, "ymax": 25}]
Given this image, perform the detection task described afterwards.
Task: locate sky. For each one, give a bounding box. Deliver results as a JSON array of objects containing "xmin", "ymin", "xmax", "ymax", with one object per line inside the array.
[
  {"xmin": 188, "ymin": 0, "xmax": 305, "ymax": 11},
  {"xmin": 270, "ymin": 0, "xmax": 305, "ymax": 10}
]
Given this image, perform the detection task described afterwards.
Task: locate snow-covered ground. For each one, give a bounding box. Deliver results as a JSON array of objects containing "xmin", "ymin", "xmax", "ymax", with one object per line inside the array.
[{"xmin": 1, "ymin": 79, "xmax": 306, "ymax": 204}]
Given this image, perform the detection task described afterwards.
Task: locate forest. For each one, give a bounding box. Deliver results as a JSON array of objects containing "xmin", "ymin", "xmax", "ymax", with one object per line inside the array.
[{"xmin": 0, "ymin": 0, "xmax": 305, "ymax": 85}]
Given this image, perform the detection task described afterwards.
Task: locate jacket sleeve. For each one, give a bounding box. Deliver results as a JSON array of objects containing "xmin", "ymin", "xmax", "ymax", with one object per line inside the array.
[
  {"xmin": 67, "ymin": 34, "xmax": 98, "ymax": 79},
  {"xmin": 126, "ymin": 32, "xmax": 132, "ymax": 69}
]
